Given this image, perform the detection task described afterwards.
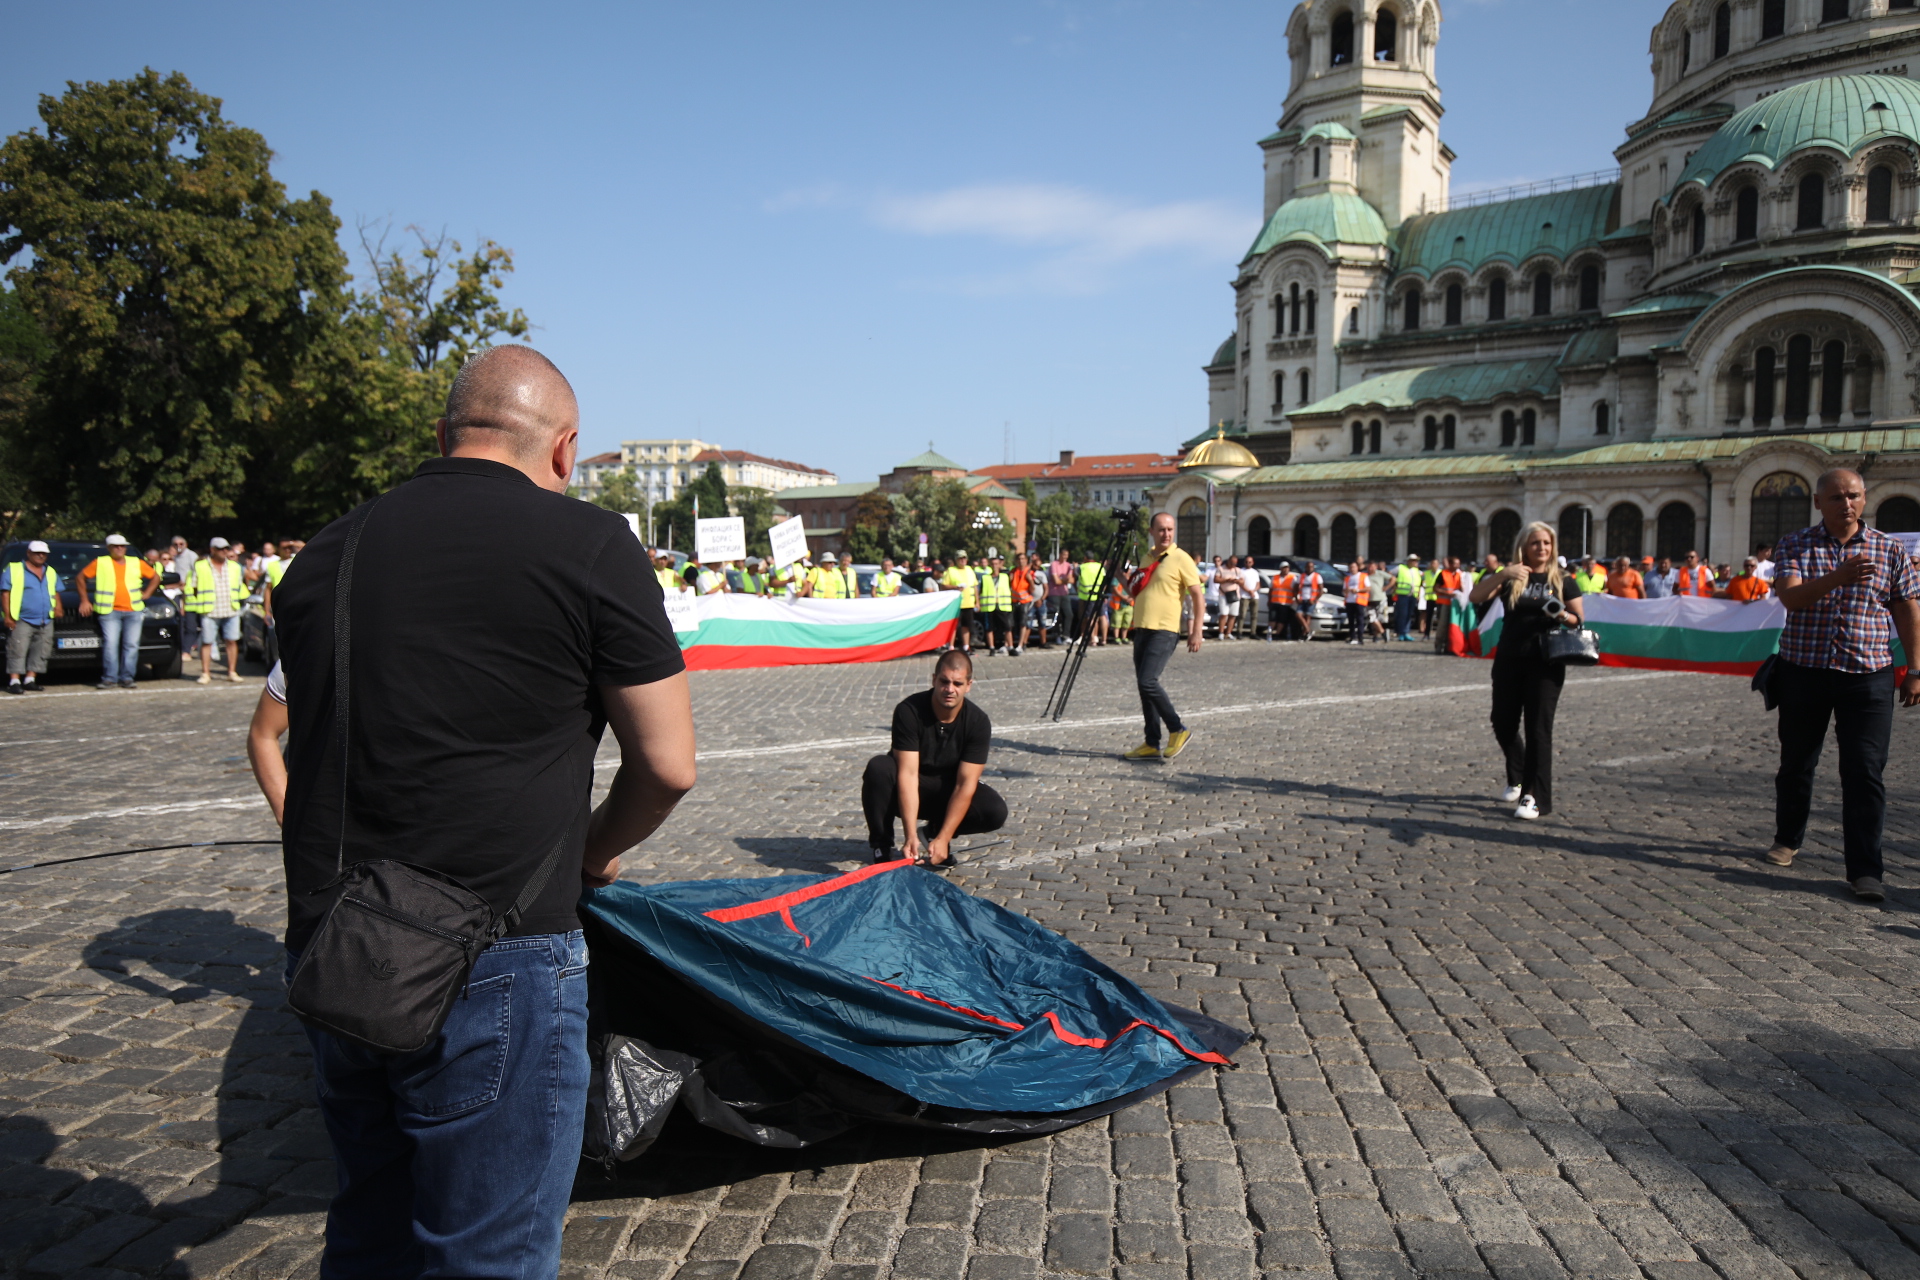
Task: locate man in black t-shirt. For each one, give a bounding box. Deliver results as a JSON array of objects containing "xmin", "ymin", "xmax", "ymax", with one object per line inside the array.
[
  {"xmin": 272, "ymin": 347, "xmax": 695, "ymax": 1277},
  {"xmin": 862, "ymin": 651, "xmax": 1007, "ymax": 867}
]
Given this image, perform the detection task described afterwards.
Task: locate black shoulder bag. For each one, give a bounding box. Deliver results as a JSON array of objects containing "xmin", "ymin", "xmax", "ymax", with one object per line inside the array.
[{"xmin": 286, "ymin": 498, "xmax": 568, "ymax": 1055}]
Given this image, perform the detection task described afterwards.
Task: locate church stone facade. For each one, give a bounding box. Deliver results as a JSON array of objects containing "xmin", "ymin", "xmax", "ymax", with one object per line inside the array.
[{"xmin": 1159, "ymin": 0, "xmax": 1920, "ymax": 568}]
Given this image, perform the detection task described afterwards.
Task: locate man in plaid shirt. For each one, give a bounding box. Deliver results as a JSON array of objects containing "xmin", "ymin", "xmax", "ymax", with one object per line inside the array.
[{"xmin": 1764, "ymin": 469, "xmax": 1920, "ymax": 901}]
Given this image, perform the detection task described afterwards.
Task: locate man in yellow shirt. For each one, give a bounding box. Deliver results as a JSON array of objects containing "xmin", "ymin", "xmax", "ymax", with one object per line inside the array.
[
  {"xmin": 939, "ymin": 550, "xmax": 980, "ymax": 655},
  {"xmin": 1125, "ymin": 513, "xmax": 1204, "ymax": 761}
]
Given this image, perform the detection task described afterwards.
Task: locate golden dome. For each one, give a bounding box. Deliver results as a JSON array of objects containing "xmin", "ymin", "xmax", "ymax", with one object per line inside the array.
[{"xmin": 1179, "ymin": 426, "xmax": 1260, "ymax": 470}]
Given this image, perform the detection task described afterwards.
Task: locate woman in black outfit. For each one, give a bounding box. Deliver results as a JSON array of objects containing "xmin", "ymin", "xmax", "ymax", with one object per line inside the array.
[{"xmin": 1469, "ymin": 521, "xmax": 1583, "ymax": 821}]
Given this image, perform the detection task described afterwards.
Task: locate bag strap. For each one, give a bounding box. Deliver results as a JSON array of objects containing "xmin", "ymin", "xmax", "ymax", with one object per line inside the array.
[
  {"xmin": 498, "ymin": 827, "xmax": 571, "ymax": 937},
  {"xmin": 332, "ymin": 497, "xmax": 384, "ymax": 875}
]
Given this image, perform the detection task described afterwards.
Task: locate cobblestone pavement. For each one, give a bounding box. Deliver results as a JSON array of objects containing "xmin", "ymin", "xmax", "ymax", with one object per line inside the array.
[{"xmin": 3, "ymin": 637, "xmax": 1920, "ymax": 1280}]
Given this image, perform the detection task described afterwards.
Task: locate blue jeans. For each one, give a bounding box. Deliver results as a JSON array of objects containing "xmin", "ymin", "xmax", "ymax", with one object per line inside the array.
[
  {"xmin": 1392, "ymin": 596, "xmax": 1415, "ymax": 639},
  {"xmin": 1132, "ymin": 627, "xmax": 1185, "ymax": 746},
  {"xmin": 99, "ymin": 610, "xmax": 144, "ymax": 684},
  {"xmin": 300, "ymin": 931, "xmax": 590, "ymax": 1280}
]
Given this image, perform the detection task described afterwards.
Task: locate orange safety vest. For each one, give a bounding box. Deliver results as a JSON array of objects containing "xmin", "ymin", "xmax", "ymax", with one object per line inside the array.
[
  {"xmin": 1438, "ymin": 569, "xmax": 1463, "ymax": 595},
  {"xmin": 1677, "ymin": 566, "xmax": 1715, "ymax": 597},
  {"xmin": 1343, "ymin": 571, "xmax": 1370, "ymax": 606},
  {"xmin": 1268, "ymin": 572, "xmax": 1297, "ymax": 605},
  {"xmin": 1298, "ymin": 572, "xmax": 1322, "ymax": 605}
]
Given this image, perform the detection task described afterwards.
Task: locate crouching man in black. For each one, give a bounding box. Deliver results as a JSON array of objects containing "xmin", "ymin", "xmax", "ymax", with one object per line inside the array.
[{"xmin": 863, "ymin": 650, "xmax": 1007, "ymax": 867}]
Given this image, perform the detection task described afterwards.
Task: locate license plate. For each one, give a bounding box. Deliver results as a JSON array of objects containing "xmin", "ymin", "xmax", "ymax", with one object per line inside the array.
[{"xmin": 56, "ymin": 636, "xmax": 101, "ymax": 650}]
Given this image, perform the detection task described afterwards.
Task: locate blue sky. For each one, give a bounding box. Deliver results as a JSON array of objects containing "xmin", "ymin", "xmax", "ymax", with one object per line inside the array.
[{"xmin": 2, "ymin": 0, "xmax": 1671, "ymax": 482}]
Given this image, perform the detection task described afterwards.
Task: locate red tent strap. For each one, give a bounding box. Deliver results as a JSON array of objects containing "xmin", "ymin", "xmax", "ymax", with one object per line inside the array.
[{"xmin": 703, "ymin": 859, "xmax": 908, "ymax": 924}]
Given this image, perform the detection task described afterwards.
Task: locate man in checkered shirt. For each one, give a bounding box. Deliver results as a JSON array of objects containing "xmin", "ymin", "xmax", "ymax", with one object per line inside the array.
[{"xmin": 1763, "ymin": 469, "xmax": 1920, "ymax": 902}]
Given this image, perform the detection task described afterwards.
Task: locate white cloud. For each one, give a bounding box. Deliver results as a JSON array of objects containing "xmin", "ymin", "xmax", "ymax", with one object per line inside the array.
[{"xmin": 767, "ymin": 181, "xmax": 1257, "ymax": 294}]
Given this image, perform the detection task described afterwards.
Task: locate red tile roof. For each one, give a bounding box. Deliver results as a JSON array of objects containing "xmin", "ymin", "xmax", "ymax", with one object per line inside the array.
[
  {"xmin": 578, "ymin": 451, "xmax": 623, "ymax": 466},
  {"xmin": 976, "ymin": 453, "xmax": 1180, "ymax": 483},
  {"xmin": 692, "ymin": 448, "xmax": 835, "ymax": 477}
]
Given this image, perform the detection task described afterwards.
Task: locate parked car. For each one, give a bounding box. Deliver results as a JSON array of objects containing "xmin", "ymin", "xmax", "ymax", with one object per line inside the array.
[
  {"xmin": 0, "ymin": 541, "xmax": 184, "ymax": 680},
  {"xmin": 1229, "ymin": 555, "xmax": 1350, "ymax": 639}
]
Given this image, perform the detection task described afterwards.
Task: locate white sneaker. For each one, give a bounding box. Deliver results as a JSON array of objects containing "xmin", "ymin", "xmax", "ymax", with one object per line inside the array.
[
  {"xmin": 1500, "ymin": 785, "xmax": 1522, "ymax": 804},
  {"xmin": 1514, "ymin": 795, "xmax": 1540, "ymax": 821}
]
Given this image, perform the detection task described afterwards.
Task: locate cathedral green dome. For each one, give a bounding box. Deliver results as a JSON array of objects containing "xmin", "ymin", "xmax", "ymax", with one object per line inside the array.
[
  {"xmin": 1243, "ymin": 192, "xmax": 1389, "ymax": 261},
  {"xmin": 1677, "ymin": 74, "xmax": 1920, "ymax": 193}
]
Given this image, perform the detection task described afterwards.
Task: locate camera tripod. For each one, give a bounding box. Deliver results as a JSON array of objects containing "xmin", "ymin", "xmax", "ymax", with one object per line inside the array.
[{"xmin": 1041, "ymin": 505, "xmax": 1142, "ymax": 722}]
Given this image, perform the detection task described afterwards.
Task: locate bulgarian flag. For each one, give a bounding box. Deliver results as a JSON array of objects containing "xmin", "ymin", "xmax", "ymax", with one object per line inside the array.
[
  {"xmin": 665, "ymin": 591, "xmax": 962, "ymax": 671},
  {"xmin": 1466, "ymin": 594, "xmax": 1908, "ymax": 678}
]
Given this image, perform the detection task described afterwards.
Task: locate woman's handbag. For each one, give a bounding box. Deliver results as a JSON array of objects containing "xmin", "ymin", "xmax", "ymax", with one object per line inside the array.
[
  {"xmin": 1539, "ymin": 624, "xmax": 1601, "ymax": 665},
  {"xmin": 284, "ymin": 498, "xmax": 567, "ymax": 1055}
]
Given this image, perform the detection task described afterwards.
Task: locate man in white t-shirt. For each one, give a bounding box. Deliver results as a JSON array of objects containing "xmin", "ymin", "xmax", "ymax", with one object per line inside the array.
[
  {"xmin": 1238, "ymin": 557, "xmax": 1260, "ymax": 637},
  {"xmin": 1754, "ymin": 543, "xmax": 1776, "ymax": 582}
]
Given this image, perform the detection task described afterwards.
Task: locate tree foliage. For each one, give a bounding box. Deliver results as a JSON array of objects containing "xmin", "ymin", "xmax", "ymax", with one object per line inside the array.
[
  {"xmin": 588, "ymin": 467, "xmax": 649, "ymax": 520},
  {"xmin": 0, "ymin": 69, "xmax": 348, "ymax": 539},
  {"xmin": 652, "ymin": 461, "xmax": 731, "ymax": 556},
  {"xmin": 1026, "ymin": 487, "xmax": 1117, "ymax": 561}
]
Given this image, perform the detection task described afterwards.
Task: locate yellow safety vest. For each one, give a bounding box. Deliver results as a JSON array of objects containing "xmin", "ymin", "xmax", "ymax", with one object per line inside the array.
[
  {"xmin": 1575, "ymin": 568, "xmax": 1607, "ymax": 594},
  {"xmin": 1393, "ymin": 565, "xmax": 1420, "ymax": 598},
  {"xmin": 655, "ymin": 567, "xmax": 681, "ymax": 592},
  {"xmin": 93, "ymin": 556, "xmax": 149, "ymax": 612},
  {"xmin": 872, "ymin": 571, "xmax": 901, "ymax": 597},
  {"xmin": 979, "ymin": 571, "xmax": 1011, "ymax": 611},
  {"xmin": 185, "ymin": 558, "xmax": 247, "ymax": 613},
  {"xmin": 810, "ymin": 567, "xmax": 848, "ymax": 599},
  {"xmin": 266, "ymin": 555, "xmax": 293, "ymax": 588},
  {"xmin": 941, "ymin": 566, "xmax": 977, "ymax": 608},
  {"xmin": 1075, "ymin": 561, "xmax": 1104, "ymax": 601},
  {"xmin": 4, "ymin": 562, "xmax": 59, "ymax": 622}
]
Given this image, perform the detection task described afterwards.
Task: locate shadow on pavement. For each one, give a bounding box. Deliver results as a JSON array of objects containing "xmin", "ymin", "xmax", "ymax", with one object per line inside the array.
[{"xmin": 730, "ymin": 837, "xmax": 872, "ymax": 872}]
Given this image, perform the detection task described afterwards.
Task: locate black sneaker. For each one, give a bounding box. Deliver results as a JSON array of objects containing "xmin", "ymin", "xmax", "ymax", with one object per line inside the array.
[
  {"xmin": 5, "ymin": 682, "xmax": 21, "ymax": 695},
  {"xmin": 1853, "ymin": 876, "xmax": 1887, "ymax": 903}
]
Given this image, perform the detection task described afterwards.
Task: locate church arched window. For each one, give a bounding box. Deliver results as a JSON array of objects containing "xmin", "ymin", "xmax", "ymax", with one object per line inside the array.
[
  {"xmin": 1822, "ymin": 0, "xmax": 1850, "ymax": 22},
  {"xmin": 1595, "ymin": 401, "xmax": 1611, "ymax": 435},
  {"xmin": 1578, "ymin": 265, "xmax": 1601, "ymax": 312},
  {"xmin": 1294, "ymin": 515, "xmax": 1321, "ymax": 558},
  {"xmin": 1532, "ymin": 270, "xmax": 1553, "ymax": 317},
  {"xmin": 1735, "ymin": 185, "xmax": 1760, "ymax": 241},
  {"xmin": 1331, "ymin": 12, "xmax": 1354, "ymax": 65},
  {"xmin": 1351, "ymin": 421, "xmax": 1365, "ymax": 455},
  {"xmin": 1821, "ymin": 340, "xmax": 1845, "ymax": 420},
  {"xmin": 1785, "ymin": 335, "xmax": 1813, "ymax": 420},
  {"xmin": 1423, "ymin": 416, "xmax": 1438, "ymax": 451},
  {"xmin": 1272, "ymin": 295, "xmax": 1285, "ymax": 338},
  {"xmin": 1753, "ymin": 345, "xmax": 1777, "ymax": 423},
  {"xmin": 1403, "ymin": 288, "xmax": 1421, "ymax": 330},
  {"xmin": 1368, "ymin": 419, "xmax": 1382, "ymax": 454},
  {"xmin": 1347, "ymin": 306, "xmax": 1360, "ymax": 334},
  {"xmin": 1312, "ymin": 147, "xmax": 1321, "ymax": 179},
  {"xmin": 1500, "ymin": 410, "xmax": 1517, "ymax": 447},
  {"xmin": 1487, "ymin": 275, "xmax": 1507, "ymax": 321},
  {"xmin": 1713, "ymin": 3, "xmax": 1730, "ymax": 59},
  {"xmin": 1868, "ymin": 165, "xmax": 1895, "ymax": 222},
  {"xmin": 1691, "ymin": 205, "xmax": 1706, "ymax": 255},
  {"xmin": 1273, "ymin": 372, "xmax": 1286, "ymax": 409},
  {"xmin": 1290, "ymin": 283, "xmax": 1302, "ymax": 334},
  {"xmin": 1444, "ymin": 284, "xmax": 1462, "ymax": 326},
  {"xmin": 1374, "ymin": 9, "xmax": 1398, "ymax": 61},
  {"xmin": 1797, "ymin": 173, "xmax": 1826, "ymax": 230},
  {"xmin": 1306, "ymin": 289, "xmax": 1317, "ymax": 333},
  {"xmin": 1443, "ymin": 415, "xmax": 1456, "ymax": 450},
  {"xmin": 1762, "ymin": 0, "xmax": 1786, "ymax": 38},
  {"xmin": 1298, "ymin": 369, "xmax": 1311, "ymax": 406},
  {"xmin": 1521, "ymin": 409, "xmax": 1537, "ymax": 447}
]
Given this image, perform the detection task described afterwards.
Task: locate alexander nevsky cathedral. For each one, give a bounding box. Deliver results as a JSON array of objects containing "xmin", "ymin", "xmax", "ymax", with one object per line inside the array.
[{"xmin": 1159, "ymin": 0, "xmax": 1920, "ymax": 568}]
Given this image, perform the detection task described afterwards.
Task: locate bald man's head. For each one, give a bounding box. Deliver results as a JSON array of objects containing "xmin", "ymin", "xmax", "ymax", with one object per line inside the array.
[{"xmin": 442, "ymin": 345, "xmax": 578, "ymax": 462}]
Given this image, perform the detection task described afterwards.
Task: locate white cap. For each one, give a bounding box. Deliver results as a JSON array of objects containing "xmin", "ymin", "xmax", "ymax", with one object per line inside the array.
[
  {"xmin": 26, "ymin": 540, "xmax": 49, "ymax": 553},
  {"xmin": 209, "ymin": 537, "xmax": 231, "ymax": 549},
  {"xmin": 104, "ymin": 533, "xmax": 129, "ymax": 546},
  {"xmin": 820, "ymin": 552, "xmax": 838, "ymax": 563}
]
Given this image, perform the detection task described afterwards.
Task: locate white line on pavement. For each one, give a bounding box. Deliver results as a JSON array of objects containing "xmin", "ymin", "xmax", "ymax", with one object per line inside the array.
[
  {"xmin": 0, "ymin": 796, "xmax": 261, "ymax": 831},
  {"xmin": 988, "ymin": 820, "xmax": 1252, "ymax": 870},
  {"xmin": 0, "ymin": 682, "xmax": 257, "ymax": 703},
  {"xmin": 4, "ymin": 727, "xmax": 246, "ymax": 748},
  {"xmin": 1595, "ymin": 745, "xmax": 1717, "ymax": 768}
]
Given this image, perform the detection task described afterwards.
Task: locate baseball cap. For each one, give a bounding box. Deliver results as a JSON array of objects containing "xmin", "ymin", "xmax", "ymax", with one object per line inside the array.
[
  {"xmin": 104, "ymin": 533, "xmax": 129, "ymax": 546},
  {"xmin": 208, "ymin": 537, "xmax": 231, "ymax": 549},
  {"xmin": 26, "ymin": 540, "xmax": 49, "ymax": 553}
]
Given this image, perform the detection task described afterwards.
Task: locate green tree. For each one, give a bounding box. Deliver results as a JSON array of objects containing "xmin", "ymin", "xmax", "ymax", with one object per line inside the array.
[
  {"xmin": 901, "ymin": 475, "xmax": 1000, "ymax": 564},
  {"xmin": 0, "ymin": 69, "xmax": 350, "ymax": 541},
  {"xmin": 730, "ymin": 485, "xmax": 779, "ymax": 557},
  {"xmin": 589, "ymin": 467, "xmax": 648, "ymax": 520},
  {"xmin": 277, "ymin": 224, "xmax": 530, "ymax": 531},
  {"xmin": 843, "ymin": 488, "xmax": 900, "ymax": 564},
  {"xmin": 652, "ymin": 461, "xmax": 730, "ymax": 556},
  {"xmin": 0, "ymin": 287, "xmax": 48, "ymax": 540}
]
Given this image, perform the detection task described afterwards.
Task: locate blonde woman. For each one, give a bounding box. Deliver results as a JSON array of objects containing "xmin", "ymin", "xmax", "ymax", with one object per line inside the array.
[{"xmin": 1468, "ymin": 521, "xmax": 1585, "ymax": 820}]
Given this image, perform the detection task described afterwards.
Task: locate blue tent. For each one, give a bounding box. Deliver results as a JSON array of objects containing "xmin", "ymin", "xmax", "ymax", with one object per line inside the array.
[{"xmin": 580, "ymin": 861, "xmax": 1246, "ymax": 1158}]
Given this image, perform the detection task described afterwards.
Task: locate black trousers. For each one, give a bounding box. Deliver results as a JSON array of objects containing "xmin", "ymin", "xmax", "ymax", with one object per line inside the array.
[
  {"xmin": 1133, "ymin": 627, "xmax": 1185, "ymax": 745},
  {"xmin": 861, "ymin": 754, "xmax": 1007, "ymax": 851},
  {"xmin": 1269, "ymin": 603, "xmax": 1302, "ymax": 640},
  {"xmin": 1490, "ymin": 655, "xmax": 1564, "ymax": 813},
  {"xmin": 1773, "ymin": 659, "xmax": 1895, "ymax": 880},
  {"xmin": 953, "ymin": 607, "xmax": 974, "ymax": 651}
]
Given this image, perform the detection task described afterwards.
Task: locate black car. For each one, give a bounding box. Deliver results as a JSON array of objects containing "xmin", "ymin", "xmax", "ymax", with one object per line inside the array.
[{"xmin": 1, "ymin": 541, "xmax": 184, "ymax": 680}]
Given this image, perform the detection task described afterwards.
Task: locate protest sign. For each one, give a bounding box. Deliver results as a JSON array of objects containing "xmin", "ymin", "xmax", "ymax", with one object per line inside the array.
[
  {"xmin": 695, "ymin": 516, "xmax": 746, "ymax": 563},
  {"xmin": 769, "ymin": 515, "xmax": 809, "ymax": 569}
]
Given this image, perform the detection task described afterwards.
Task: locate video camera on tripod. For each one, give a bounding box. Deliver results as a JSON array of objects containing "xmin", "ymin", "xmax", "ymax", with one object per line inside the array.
[{"xmin": 1041, "ymin": 504, "xmax": 1143, "ymax": 722}]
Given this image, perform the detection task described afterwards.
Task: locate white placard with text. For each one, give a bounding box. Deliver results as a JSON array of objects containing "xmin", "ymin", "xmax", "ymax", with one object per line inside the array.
[
  {"xmin": 695, "ymin": 516, "xmax": 746, "ymax": 564},
  {"xmin": 661, "ymin": 585, "xmax": 700, "ymax": 634},
  {"xmin": 769, "ymin": 515, "xmax": 809, "ymax": 570}
]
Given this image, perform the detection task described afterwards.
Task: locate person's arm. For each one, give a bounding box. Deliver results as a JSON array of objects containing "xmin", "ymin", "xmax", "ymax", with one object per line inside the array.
[
  {"xmin": 0, "ymin": 590, "xmax": 9, "ymax": 629},
  {"xmin": 1469, "ymin": 564, "xmax": 1524, "ymax": 605},
  {"xmin": 246, "ymin": 690, "xmax": 290, "ymax": 825},
  {"xmin": 76, "ymin": 565, "xmax": 93, "ymax": 617},
  {"xmin": 1776, "ymin": 555, "xmax": 1875, "ymax": 610},
  {"xmin": 1563, "ymin": 586, "xmax": 1584, "ymax": 626},
  {"xmin": 139, "ymin": 564, "xmax": 160, "ymax": 600},
  {"xmin": 1187, "ymin": 583, "xmax": 1204, "ymax": 652},
  {"xmin": 262, "ymin": 581, "xmax": 274, "ymax": 624},
  {"xmin": 896, "ymin": 748, "xmax": 922, "ymax": 860},
  {"xmin": 582, "ymin": 673, "xmax": 698, "ymax": 885},
  {"xmin": 924, "ymin": 760, "xmax": 983, "ymax": 867},
  {"xmin": 1896, "ymin": 598, "xmax": 1920, "ymax": 707}
]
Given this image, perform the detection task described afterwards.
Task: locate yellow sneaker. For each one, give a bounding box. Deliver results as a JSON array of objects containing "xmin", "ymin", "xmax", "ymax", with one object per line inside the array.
[
  {"xmin": 1162, "ymin": 729, "xmax": 1194, "ymax": 761},
  {"xmin": 1123, "ymin": 742, "xmax": 1161, "ymax": 761}
]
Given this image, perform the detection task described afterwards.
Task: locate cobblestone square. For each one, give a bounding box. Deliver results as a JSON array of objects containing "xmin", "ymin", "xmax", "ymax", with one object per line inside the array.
[{"xmin": 2, "ymin": 638, "xmax": 1918, "ymax": 1280}]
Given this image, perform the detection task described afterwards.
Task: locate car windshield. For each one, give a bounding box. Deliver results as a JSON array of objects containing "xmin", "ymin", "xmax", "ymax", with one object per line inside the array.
[{"xmin": 2, "ymin": 542, "xmax": 107, "ymax": 579}]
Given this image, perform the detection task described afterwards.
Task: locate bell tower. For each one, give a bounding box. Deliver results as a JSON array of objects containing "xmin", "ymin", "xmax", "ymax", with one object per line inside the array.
[{"xmin": 1265, "ymin": 1, "xmax": 1451, "ymax": 227}]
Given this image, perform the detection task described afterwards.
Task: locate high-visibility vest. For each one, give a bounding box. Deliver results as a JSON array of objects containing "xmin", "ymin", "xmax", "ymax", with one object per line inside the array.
[
  {"xmin": 1677, "ymin": 565, "xmax": 1715, "ymax": 597},
  {"xmin": 941, "ymin": 566, "xmax": 977, "ymax": 608},
  {"xmin": 810, "ymin": 567, "xmax": 849, "ymax": 599},
  {"xmin": 1393, "ymin": 565, "xmax": 1419, "ymax": 598},
  {"xmin": 1075, "ymin": 561, "xmax": 1104, "ymax": 601},
  {"xmin": 872, "ymin": 571, "xmax": 901, "ymax": 597},
  {"xmin": 92, "ymin": 556, "xmax": 150, "ymax": 612},
  {"xmin": 696, "ymin": 569, "xmax": 726, "ymax": 594},
  {"xmin": 843, "ymin": 566, "xmax": 860, "ymax": 597},
  {"xmin": 1343, "ymin": 571, "xmax": 1370, "ymax": 606},
  {"xmin": 979, "ymin": 571, "xmax": 1012, "ymax": 611},
  {"xmin": 1438, "ymin": 569, "xmax": 1463, "ymax": 596},
  {"xmin": 266, "ymin": 555, "xmax": 293, "ymax": 588},
  {"xmin": 655, "ymin": 567, "xmax": 682, "ymax": 592},
  {"xmin": 4, "ymin": 562, "xmax": 58, "ymax": 622},
  {"xmin": 740, "ymin": 572, "xmax": 766, "ymax": 594},
  {"xmin": 1422, "ymin": 567, "xmax": 1440, "ymax": 595},
  {"xmin": 1269, "ymin": 572, "xmax": 1297, "ymax": 605},
  {"xmin": 1298, "ymin": 572, "xmax": 1322, "ymax": 605},
  {"xmin": 1575, "ymin": 568, "xmax": 1607, "ymax": 594},
  {"xmin": 185, "ymin": 558, "xmax": 245, "ymax": 613}
]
